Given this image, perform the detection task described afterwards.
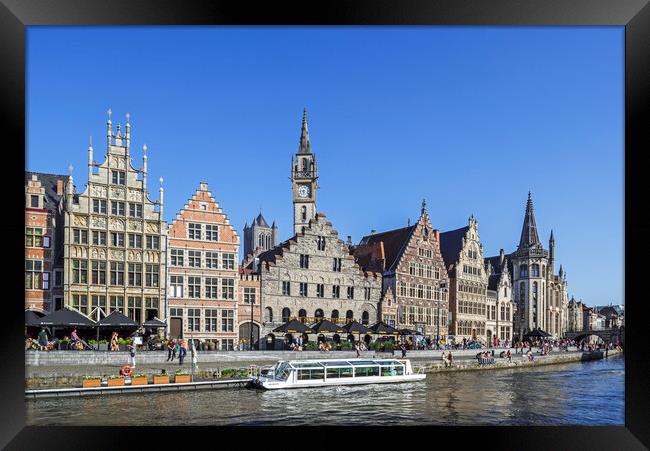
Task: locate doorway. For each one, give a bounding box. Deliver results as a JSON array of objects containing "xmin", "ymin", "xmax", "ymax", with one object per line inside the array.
[{"xmin": 170, "ymin": 317, "xmax": 183, "ymax": 339}]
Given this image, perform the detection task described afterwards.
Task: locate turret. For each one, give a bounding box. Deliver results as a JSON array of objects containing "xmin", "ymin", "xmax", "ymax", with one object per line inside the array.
[
  {"xmin": 125, "ymin": 112, "xmax": 131, "ymax": 154},
  {"xmin": 142, "ymin": 144, "xmax": 148, "ymax": 188},
  {"xmin": 106, "ymin": 108, "xmax": 112, "ymax": 152},
  {"xmin": 549, "ymin": 229, "xmax": 555, "ymax": 274},
  {"xmin": 66, "ymin": 164, "xmax": 74, "ymax": 208},
  {"xmin": 499, "ymin": 248, "xmax": 505, "ymax": 266},
  {"xmin": 88, "ymin": 137, "xmax": 93, "ymax": 179},
  {"xmin": 158, "ymin": 176, "xmax": 164, "ymax": 218}
]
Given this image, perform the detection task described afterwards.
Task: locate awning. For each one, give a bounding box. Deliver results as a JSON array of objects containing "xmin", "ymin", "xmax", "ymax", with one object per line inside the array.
[
  {"xmin": 143, "ymin": 318, "xmax": 167, "ymax": 328},
  {"xmin": 369, "ymin": 321, "xmax": 399, "ymax": 335},
  {"xmin": 398, "ymin": 328, "xmax": 422, "ymax": 336},
  {"xmin": 310, "ymin": 319, "xmax": 346, "ymax": 334},
  {"xmin": 97, "ymin": 310, "xmax": 139, "ymax": 328},
  {"xmin": 342, "ymin": 321, "xmax": 372, "ymax": 335},
  {"xmin": 273, "ymin": 319, "xmax": 313, "ymax": 334},
  {"xmin": 25, "ymin": 310, "xmax": 45, "ymax": 327},
  {"xmin": 39, "ymin": 307, "xmax": 96, "ymax": 328}
]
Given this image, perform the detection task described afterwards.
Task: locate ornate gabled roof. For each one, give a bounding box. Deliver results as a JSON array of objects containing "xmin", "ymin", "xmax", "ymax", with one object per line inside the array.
[
  {"xmin": 254, "ymin": 213, "xmax": 270, "ymax": 228},
  {"xmin": 518, "ymin": 191, "xmax": 541, "ymax": 249},
  {"xmin": 356, "ymin": 225, "xmax": 416, "ymax": 273},
  {"xmin": 484, "ymin": 252, "xmax": 509, "ymax": 291},
  {"xmin": 438, "ymin": 226, "xmax": 470, "ymax": 269},
  {"xmin": 25, "ymin": 172, "xmax": 69, "ymax": 211}
]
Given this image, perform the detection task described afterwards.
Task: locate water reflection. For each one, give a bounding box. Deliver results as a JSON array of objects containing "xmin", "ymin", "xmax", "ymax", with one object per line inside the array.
[{"xmin": 26, "ymin": 356, "xmax": 623, "ymax": 426}]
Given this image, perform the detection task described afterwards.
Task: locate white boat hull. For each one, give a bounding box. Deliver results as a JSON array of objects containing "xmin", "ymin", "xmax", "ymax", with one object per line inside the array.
[{"xmin": 256, "ymin": 373, "xmax": 426, "ymax": 390}]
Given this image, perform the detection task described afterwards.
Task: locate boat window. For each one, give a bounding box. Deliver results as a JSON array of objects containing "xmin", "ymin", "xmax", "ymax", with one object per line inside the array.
[
  {"xmin": 380, "ymin": 364, "xmax": 404, "ymax": 376},
  {"xmin": 326, "ymin": 368, "xmax": 341, "ymax": 379},
  {"xmin": 351, "ymin": 360, "xmax": 378, "ymax": 366},
  {"xmin": 354, "ymin": 366, "xmax": 380, "ymax": 377},
  {"xmin": 297, "ymin": 368, "xmax": 325, "ymax": 380},
  {"xmin": 321, "ymin": 361, "xmax": 352, "ymax": 367},
  {"xmin": 274, "ymin": 362, "xmax": 292, "ymax": 380},
  {"xmin": 291, "ymin": 362, "xmax": 324, "ymax": 369}
]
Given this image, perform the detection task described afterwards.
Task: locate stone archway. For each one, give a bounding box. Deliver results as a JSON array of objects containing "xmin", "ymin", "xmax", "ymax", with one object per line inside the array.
[{"xmin": 238, "ymin": 322, "xmax": 260, "ymax": 349}]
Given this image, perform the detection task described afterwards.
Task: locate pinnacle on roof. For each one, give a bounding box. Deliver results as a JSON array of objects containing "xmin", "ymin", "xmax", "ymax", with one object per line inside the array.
[
  {"xmin": 518, "ymin": 191, "xmax": 541, "ymax": 249},
  {"xmin": 298, "ymin": 107, "xmax": 312, "ymax": 154},
  {"xmin": 254, "ymin": 213, "xmax": 270, "ymax": 228}
]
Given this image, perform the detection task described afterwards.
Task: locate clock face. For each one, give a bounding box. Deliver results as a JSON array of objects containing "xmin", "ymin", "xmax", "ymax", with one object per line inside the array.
[{"xmin": 298, "ymin": 185, "xmax": 310, "ymax": 198}]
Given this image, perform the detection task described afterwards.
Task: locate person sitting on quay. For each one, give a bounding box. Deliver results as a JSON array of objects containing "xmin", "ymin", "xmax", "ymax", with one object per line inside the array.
[
  {"xmin": 110, "ymin": 332, "xmax": 119, "ymax": 352},
  {"xmin": 37, "ymin": 328, "xmax": 49, "ymax": 351}
]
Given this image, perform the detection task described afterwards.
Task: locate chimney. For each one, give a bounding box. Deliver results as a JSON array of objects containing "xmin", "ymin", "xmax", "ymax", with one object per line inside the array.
[
  {"xmin": 434, "ymin": 229, "xmax": 440, "ymax": 241},
  {"xmin": 57, "ymin": 178, "xmax": 64, "ymax": 196},
  {"xmin": 499, "ymin": 248, "xmax": 505, "ymax": 265},
  {"xmin": 347, "ymin": 235, "xmax": 352, "ymax": 246}
]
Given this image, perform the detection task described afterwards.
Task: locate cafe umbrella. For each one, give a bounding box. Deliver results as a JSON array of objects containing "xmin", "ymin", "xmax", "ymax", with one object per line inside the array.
[
  {"xmin": 38, "ymin": 307, "xmax": 97, "ymax": 347},
  {"xmin": 397, "ymin": 328, "xmax": 422, "ymax": 336},
  {"xmin": 25, "ymin": 310, "xmax": 45, "ymax": 328},
  {"xmin": 310, "ymin": 319, "xmax": 346, "ymax": 334},
  {"xmin": 96, "ymin": 310, "xmax": 139, "ymax": 349},
  {"xmin": 369, "ymin": 321, "xmax": 399, "ymax": 335},
  {"xmin": 342, "ymin": 320, "xmax": 372, "ymax": 344},
  {"xmin": 273, "ymin": 319, "xmax": 313, "ymax": 345}
]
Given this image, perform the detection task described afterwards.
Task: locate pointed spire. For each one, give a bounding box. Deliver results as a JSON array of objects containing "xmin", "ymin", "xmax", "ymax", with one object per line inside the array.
[
  {"xmin": 518, "ymin": 191, "xmax": 540, "ymax": 249},
  {"xmin": 550, "ymin": 229, "xmax": 555, "ymax": 243},
  {"xmin": 421, "ymin": 198, "xmax": 427, "ymax": 214},
  {"xmin": 298, "ymin": 107, "xmax": 312, "ymax": 154},
  {"xmin": 559, "ymin": 264, "xmax": 563, "ymax": 277}
]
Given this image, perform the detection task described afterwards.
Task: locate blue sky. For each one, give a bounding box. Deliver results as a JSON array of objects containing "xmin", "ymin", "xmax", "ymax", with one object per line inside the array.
[{"xmin": 27, "ymin": 27, "xmax": 623, "ymax": 307}]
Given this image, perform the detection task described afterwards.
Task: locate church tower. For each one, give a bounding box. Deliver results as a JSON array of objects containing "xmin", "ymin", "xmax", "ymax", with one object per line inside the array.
[{"xmin": 291, "ymin": 108, "xmax": 318, "ymax": 235}]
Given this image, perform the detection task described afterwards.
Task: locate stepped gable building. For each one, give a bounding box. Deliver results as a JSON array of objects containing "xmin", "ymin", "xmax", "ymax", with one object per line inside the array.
[
  {"xmin": 242, "ymin": 213, "xmax": 278, "ymax": 261},
  {"xmin": 439, "ymin": 215, "xmax": 489, "ymax": 343},
  {"xmin": 352, "ymin": 200, "xmax": 450, "ymax": 338},
  {"xmin": 25, "ymin": 172, "xmax": 69, "ymax": 313},
  {"xmin": 167, "ymin": 182, "xmax": 240, "ymax": 350},
  {"xmin": 510, "ymin": 192, "xmax": 568, "ymax": 339},
  {"xmin": 63, "ymin": 111, "xmax": 166, "ymax": 324},
  {"xmin": 484, "ymin": 249, "xmax": 515, "ymax": 345},
  {"xmin": 243, "ymin": 110, "xmax": 382, "ymax": 347}
]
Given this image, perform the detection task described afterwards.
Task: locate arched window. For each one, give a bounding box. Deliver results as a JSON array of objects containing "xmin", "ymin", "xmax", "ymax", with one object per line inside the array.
[
  {"xmin": 519, "ymin": 282, "xmax": 525, "ymax": 303},
  {"xmin": 520, "ymin": 264, "xmax": 528, "ymax": 278},
  {"xmin": 301, "ymin": 206, "xmax": 307, "ymax": 221},
  {"xmin": 532, "ymin": 282, "xmax": 538, "ymax": 301},
  {"xmin": 264, "ymin": 307, "xmax": 273, "ymax": 322},
  {"xmin": 531, "ymin": 264, "xmax": 540, "ymax": 277},
  {"xmin": 331, "ymin": 309, "xmax": 339, "ymax": 320},
  {"xmin": 298, "ymin": 309, "xmax": 307, "ymax": 321},
  {"xmin": 361, "ymin": 311, "xmax": 369, "ymax": 325},
  {"xmin": 315, "ymin": 308, "xmax": 324, "ymax": 319},
  {"xmin": 346, "ymin": 310, "xmax": 354, "ymax": 322},
  {"xmin": 282, "ymin": 307, "xmax": 291, "ymax": 323}
]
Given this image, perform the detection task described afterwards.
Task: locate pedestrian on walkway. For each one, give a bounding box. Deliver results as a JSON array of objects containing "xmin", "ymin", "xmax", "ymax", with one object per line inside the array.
[
  {"xmin": 127, "ymin": 343, "xmax": 136, "ymax": 368},
  {"xmin": 110, "ymin": 332, "xmax": 119, "ymax": 352},
  {"xmin": 166, "ymin": 338, "xmax": 176, "ymax": 362},
  {"xmin": 178, "ymin": 339, "xmax": 187, "ymax": 365},
  {"xmin": 400, "ymin": 343, "xmax": 407, "ymax": 358},
  {"xmin": 191, "ymin": 340, "xmax": 199, "ymax": 371},
  {"xmin": 37, "ymin": 328, "xmax": 48, "ymax": 351},
  {"xmin": 355, "ymin": 342, "xmax": 361, "ymax": 358}
]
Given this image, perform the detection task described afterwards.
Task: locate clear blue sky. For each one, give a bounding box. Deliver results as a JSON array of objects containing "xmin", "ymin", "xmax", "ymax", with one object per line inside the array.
[{"xmin": 27, "ymin": 27, "xmax": 623, "ymax": 307}]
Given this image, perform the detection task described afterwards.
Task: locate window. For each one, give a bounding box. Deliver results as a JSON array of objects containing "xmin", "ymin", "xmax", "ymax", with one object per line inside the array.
[
  {"xmin": 500, "ymin": 304, "xmax": 506, "ymax": 321},
  {"xmin": 434, "ymin": 266, "xmax": 440, "ymax": 279},
  {"xmin": 205, "ymin": 251, "xmax": 219, "ymax": 268},
  {"xmin": 188, "ymin": 308, "xmax": 200, "ymax": 332},
  {"xmin": 188, "ymin": 277, "xmax": 201, "ymax": 298},
  {"xmin": 145, "ymin": 235, "xmax": 160, "ymax": 249},
  {"xmin": 221, "ymin": 310, "xmax": 234, "ymax": 332},
  {"xmin": 188, "ymin": 223, "xmax": 201, "ymax": 240},
  {"xmin": 25, "ymin": 260, "xmax": 46, "ymax": 289},
  {"xmin": 409, "ymin": 262, "xmax": 416, "ymax": 275},
  {"xmin": 520, "ymin": 264, "xmax": 528, "ymax": 278},
  {"xmin": 347, "ymin": 286, "xmax": 354, "ymax": 299},
  {"xmin": 128, "ymin": 203, "xmax": 143, "ymax": 218},
  {"xmin": 111, "ymin": 170, "xmax": 126, "ymax": 185},
  {"xmin": 531, "ymin": 264, "xmax": 540, "ymax": 277},
  {"xmin": 170, "ymin": 275, "xmax": 184, "ymax": 297},
  {"xmin": 127, "ymin": 297, "xmax": 140, "ymax": 321},
  {"xmin": 91, "ymin": 261, "xmax": 107, "ymax": 284},
  {"xmin": 282, "ymin": 281, "xmax": 291, "ymax": 296},
  {"xmin": 542, "ymin": 265, "xmax": 546, "ymax": 277},
  {"xmin": 532, "ymin": 282, "xmax": 538, "ymax": 300},
  {"xmin": 110, "ymin": 295, "xmax": 124, "ymax": 313},
  {"xmin": 417, "ymin": 284, "xmax": 424, "ymax": 299},
  {"xmin": 331, "ymin": 310, "xmax": 339, "ymax": 320},
  {"xmin": 426, "ymin": 285, "xmax": 432, "ymax": 300},
  {"xmin": 301, "ymin": 206, "xmax": 307, "ymax": 221},
  {"xmin": 205, "ymin": 277, "xmax": 219, "ymax": 299},
  {"xmin": 332, "ymin": 285, "xmax": 340, "ymax": 299},
  {"xmin": 30, "ymin": 195, "xmax": 39, "ymax": 208},
  {"xmin": 91, "ymin": 294, "xmax": 106, "ymax": 311},
  {"xmin": 299, "ymin": 282, "xmax": 308, "ymax": 297},
  {"xmin": 205, "ymin": 309, "xmax": 219, "ymax": 332},
  {"xmin": 110, "ymin": 232, "xmax": 124, "ymax": 247},
  {"xmin": 265, "ymin": 307, "xmax": 273, "ymax": 322},
  {"xmin": 346, "ymin": 310, "xmax": 354, "ymax": 321},
  {"xmin": 222, "ymin": 278, "xmax": 234, "ymax": 299},
  {"xmin": 128, "ymin": 233, "xmax": 142, "ymax": 248},
  {"xmin": 316, "ymin": 283, "xmax": 324, "ymax": 298},
  {"xmin": 92, "ymin": 231, "xmax": 107, "ymax": 246},
  {"xmin": 72, "ymin": 260, "xmax": 88, "ymax": 284},
  {"xmin": 298, "ymin": 309, "xmax": 307, "ymax": 319},
  {"xmin": 300, "ymin": 254, "xmax": 309, "ymax": 269},
  {"xmin": 361, "ymin": 311, "xmax": 369, "ymax": 325},
  {"xmin": 71, "ymin": 294, "xmax": 88, "ymax": 313},
  {"xmin": 317, "ymin": 236, "xmax": 326, "ymax": 251},
  {"xmin": 222, "ymin": 253, "xmax": 235, "ymax": 270},
  {"xmin": 188, "ymin": 250, "xmax": 201, "ymax": 267},
  {"xmin": 205, "ymin": 224, "xmax": 219, "ymax": 241},
  {"xmin": 398, "ymin": 281, "xmax": 407, "ymax": 297},
  {"xmin": 145, "ymin": 264, "xmax": 159, "ymax": 287},
  {"xmin": 332, "ymin": 258, "xmax": 341, "ymax": 272},
  {"xmin": 128, "ymin": 263, "xmax": 142, "ymax": 286},
  {"xmin": 111, "ymin": 201, "xmax": 125, "ymax": 216},
  {"xmin": 221, "ymin": 339, "xmax": 234, "ymax": 351},
  {"xmin": 26, "ymin": 227, "xmax": 45, "ymax": 247},
  {"xmin": 282, "ymin": 308, "xmax": 291, "ymax": 322},
  {"xmin": 244, "ymin": 287, "xmax": 256, "ymax": 304},
  {"xmin": 519, "ymin": 282, "xmax": 525, "ymax": 303},
  {"xmin": 110, "ymin": 262, "xmax": 124, "ymax": 285},
  {"xmin": 170, "ymin": 249, "xmax": 184, "ymax": 266},
  {"xmin": 54, "ymin": 269, "xmax": 63, "ymax": 287},
  {"xmin": 73, "ymin": 229, "xmax": 88, "ymax": 244},
  {"xmin": 92, "ymin": 199, "xmax": 107, "ymax": 214}
]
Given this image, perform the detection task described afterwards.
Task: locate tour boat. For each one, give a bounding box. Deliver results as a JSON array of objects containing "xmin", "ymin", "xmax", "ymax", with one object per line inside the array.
[{"xmin": 253, "ymin": 358, "xmax": 426, "ymax": 390}]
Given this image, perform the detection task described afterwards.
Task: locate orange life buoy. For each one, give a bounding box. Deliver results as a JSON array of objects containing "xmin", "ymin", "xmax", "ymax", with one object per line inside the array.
[{"xmin": 121, "ymin": 365, "xmax": 132, "ymax": 377}]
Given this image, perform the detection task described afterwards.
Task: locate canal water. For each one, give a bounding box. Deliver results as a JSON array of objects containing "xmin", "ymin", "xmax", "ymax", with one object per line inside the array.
[{"xmin": 26, "ymin": 355, "xmax": 623, "ymax": 426}]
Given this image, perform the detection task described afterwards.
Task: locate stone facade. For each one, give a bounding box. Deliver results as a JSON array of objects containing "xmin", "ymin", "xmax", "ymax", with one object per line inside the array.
[
  {"xmin": 167, "ymin": 182, "xmax": 239, "ymax": 349},
  {"xmin": 353, "ymin": 201, "xmax": 450, "ymax": 338},
  {"xmin": 25, "ymin": 173, "xmax": 68, "ymax": 313},
  {"xmin": 291, "ymin": 109, "xmax": 318, "ymax": 235},
  {"xmin": 440, "ymin": 215, "xmax": 489, "ymax": 343},
  {"xmin": 484, "ymin": 250, "xmax": 515, "ymax": 344},
  {"xmin": 511, "ymin": 193, "xmax": 568, "ymax": 339},
  {"xmin": 567, "ymin": 297, "xmax": 584, "ymax": 332},
  {"xmin": 242, "ymin": 213, "xmax": 277, "ymax": 261},
  {"xmin": 63, "ymin": 111, "xmax": 166, "ymax": 323}
]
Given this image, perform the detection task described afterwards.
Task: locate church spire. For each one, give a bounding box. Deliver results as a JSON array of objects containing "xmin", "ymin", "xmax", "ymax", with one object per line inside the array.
[
  {"xmin": 518, "ymin": 191, "xmax": 540, "ymax": 249},
  {"xmin": 298, "ymin": 107, "xmax": 312, "ymax": 154}
]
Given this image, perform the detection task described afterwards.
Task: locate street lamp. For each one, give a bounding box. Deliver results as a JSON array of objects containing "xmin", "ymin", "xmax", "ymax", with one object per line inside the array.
[{"xmin": 249, "ymin": 294, "xmax": 255, "ymax": 351}]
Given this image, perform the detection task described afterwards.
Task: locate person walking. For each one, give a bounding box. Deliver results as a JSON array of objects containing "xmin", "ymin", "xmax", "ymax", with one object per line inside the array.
[
  {"xmin": 127, "ymin": 343, "xmax": 136, "ymax": 368},
  {"xmin": 400, "ymin": 343, "xmax": 407, "ymax": 358},
  {"xmin": 110, "ymin": 332, "xmax": 119, "ymax": 352},
  {"xmin": 355, "ymin": 342, "xmax": 361, "ymax": 358},
  {"xmin": 166, "ymin": 338, "xmax": 176, "ymax": 362},
  {"xmin": 191, "ymin": 340, "xmax": 199, "ymax": 371},
  {"xmin": 178, "ymin": 339, "xmax": 187, "ymax": 366},
  {"xmin": 37, "ymin": 328, "xmax": 49, "ymax": 351}
]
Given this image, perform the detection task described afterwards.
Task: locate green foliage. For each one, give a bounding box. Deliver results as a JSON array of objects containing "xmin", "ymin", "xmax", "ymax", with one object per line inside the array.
[
  {"xmin": 305, "ymin": 341, "xmax": 318, "ymax": 350},
  {"xmin": 339, "ymin": 341, "xmax": 353, "ymax": 350},
  {"xmin": 83, "ymin": 375, "xmax": 101, "ymax": 380},
  {"xmin": 175, "ymin": 369, "xmax": 189, "ymax": 375},
  {"xmin": 108, "ymin": 375, "xmax": 125, "ymax": 379},
  {"xmin": 219, "ymin": 368, "xmax": 249, "ymax": 379},
  {"xmin": 88, "ymin": 339, "xmax": 97, "ymax": 345},
  {"xmin": 132, "ymin": 374, "xmax": 147, "ymax": 378}
]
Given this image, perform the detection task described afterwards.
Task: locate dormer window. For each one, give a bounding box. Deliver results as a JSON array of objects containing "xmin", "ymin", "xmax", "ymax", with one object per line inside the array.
[
  {"xmin": 30, "ymin": 195, "xmax": 39, "ymax": 208},
  {"xmin": 111, "ymin": 170, "xmax": 126, "ymax": 185},
  {"xmin": 423, "ymin": 227, "xmax": 429, "ymax": 240}
]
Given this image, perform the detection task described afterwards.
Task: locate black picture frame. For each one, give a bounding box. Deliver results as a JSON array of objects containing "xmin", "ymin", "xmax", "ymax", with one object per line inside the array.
[{"xmin": 2, "ymin": 0, "xmax": 648, "ymax": 448}]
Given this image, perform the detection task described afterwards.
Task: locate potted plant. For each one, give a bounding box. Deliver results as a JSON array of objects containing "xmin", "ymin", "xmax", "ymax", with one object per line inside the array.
[
  {"xmin": 153, "ymin": 371, "xmax": 170, "ymax": 385},
  {"xmin": 82, "ymin": 375, "xmax": 102, "ymax": 388},
  {"xmin": 118, "ymin": 338, "xmax": 127, "ymax": 351},
  {"xmin": 107, "ymin": 375, "xmax": 125, "ymax": 387},
  {"xmin": 130, "ymin": 373, "xmax": 148, "ymax": 385},
  {"xmin": 174, "ymin": 369, "xmax": 191, "ymax": 383}
]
